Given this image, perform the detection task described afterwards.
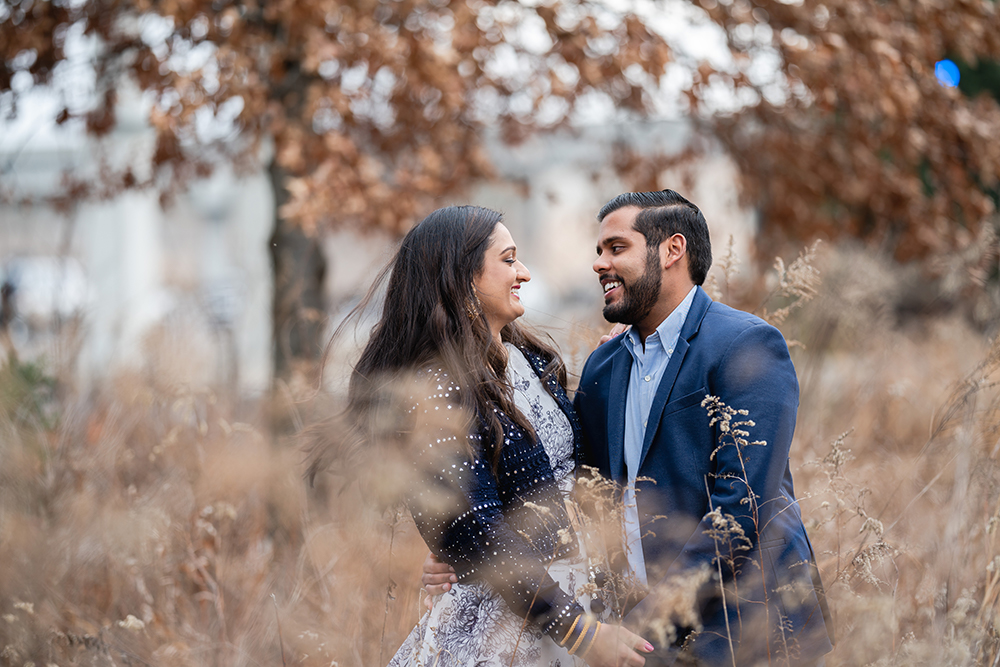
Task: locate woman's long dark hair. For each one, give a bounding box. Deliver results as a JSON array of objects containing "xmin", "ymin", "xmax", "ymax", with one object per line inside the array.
[{"xmin": 305, "ymin": 205, "xmax": 566, "ymax": 483}]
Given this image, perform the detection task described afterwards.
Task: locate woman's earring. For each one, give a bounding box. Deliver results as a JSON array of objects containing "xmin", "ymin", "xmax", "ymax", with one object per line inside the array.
[{"xmin": 467, "ymin": 284, "xmax": 481, "ymax": 320}]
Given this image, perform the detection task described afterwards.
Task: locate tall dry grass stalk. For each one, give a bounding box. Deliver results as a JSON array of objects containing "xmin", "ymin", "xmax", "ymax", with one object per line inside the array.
[{"xmin": 1, "ymin": 241, "xmax": 999, "ymax": 665}]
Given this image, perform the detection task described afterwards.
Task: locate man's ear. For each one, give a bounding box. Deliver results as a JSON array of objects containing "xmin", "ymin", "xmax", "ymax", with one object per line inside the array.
[{"xmin": 662, "ymin": 233, "xmax": 687, "ymax": 271}]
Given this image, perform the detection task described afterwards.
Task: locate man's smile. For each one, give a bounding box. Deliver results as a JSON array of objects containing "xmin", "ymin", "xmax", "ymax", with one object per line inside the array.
[{"xmin": 601, "ymin": 276, "xmax": 623, "ymax": 300}]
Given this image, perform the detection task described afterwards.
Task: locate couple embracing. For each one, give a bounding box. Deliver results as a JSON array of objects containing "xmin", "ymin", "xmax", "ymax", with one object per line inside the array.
[{"xmin": 309, "ymin": 190, "xmax": 834, "ymax": 667}]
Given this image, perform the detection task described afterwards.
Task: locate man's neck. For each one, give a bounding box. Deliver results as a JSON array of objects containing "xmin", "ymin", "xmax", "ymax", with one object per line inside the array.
[{"xmin": 634, "ymin": 283, "xmax": 695, "ymax": 343}]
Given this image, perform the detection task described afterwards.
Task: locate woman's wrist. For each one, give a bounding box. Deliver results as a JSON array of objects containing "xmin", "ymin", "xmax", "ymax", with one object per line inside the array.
[
  {"xmin": 560, "ymin": 615, "xmax": 583, "ymax": 646},
  {"xmin": 558, "ymin": 613, "xmax": 599, "ymax": 655},
  {"xmin": 576, "ymin": 621, "xmax": 601, "ymax": 658}
]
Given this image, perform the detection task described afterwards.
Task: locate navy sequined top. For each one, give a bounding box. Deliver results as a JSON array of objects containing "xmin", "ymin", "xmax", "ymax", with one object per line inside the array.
[{"xmin": 405, "ymin": 346, "xmax": 587, "ymax": 642}]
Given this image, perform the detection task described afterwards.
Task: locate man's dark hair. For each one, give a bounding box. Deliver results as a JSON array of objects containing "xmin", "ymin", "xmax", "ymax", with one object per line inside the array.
[{"xmin": 598, "ymin": 189, "xmax": 712, "ymax": 286}]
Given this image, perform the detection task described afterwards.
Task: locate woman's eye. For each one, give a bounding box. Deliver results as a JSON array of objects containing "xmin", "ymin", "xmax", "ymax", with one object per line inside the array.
[{"xmin": 505, "ymin": 257, "xmax": 516, "ymax": 264}]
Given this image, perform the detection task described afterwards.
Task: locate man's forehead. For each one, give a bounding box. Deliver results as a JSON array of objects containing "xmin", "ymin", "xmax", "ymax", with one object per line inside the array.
[{"xmin": 598, "ymin": 206, "xmax": 642, "ymax": 240}]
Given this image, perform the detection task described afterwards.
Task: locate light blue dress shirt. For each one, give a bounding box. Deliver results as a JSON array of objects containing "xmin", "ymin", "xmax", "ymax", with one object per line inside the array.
[{"xmin": 621, "ymin": 285, "xmax": 697, "ymax": 585}]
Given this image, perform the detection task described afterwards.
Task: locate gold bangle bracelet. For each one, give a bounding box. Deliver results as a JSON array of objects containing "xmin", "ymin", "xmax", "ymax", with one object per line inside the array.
[
  {"xmin": 568, "ymin": 617, "xmax": 592, "ymax": 655},
  {"xmin": 560, "ymin": 615, "xmax": 582, "ymax": 647},
  {"xmin": 578, "ymin": 621, "xmax": 601, "ymax": 658}
]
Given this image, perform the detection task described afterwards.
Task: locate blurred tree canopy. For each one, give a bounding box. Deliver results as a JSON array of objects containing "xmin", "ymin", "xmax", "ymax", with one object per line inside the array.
[
  {"xmin": 3, "ymin": 0, "xmax": 1000, "ymax": 385},
  {"xmin": 691, "ymin": 0, "xmax": 1000, "ymax": 265},
  {"xmin": 0, "ymin": 0, "xmax": 671, "ymax": 384}
]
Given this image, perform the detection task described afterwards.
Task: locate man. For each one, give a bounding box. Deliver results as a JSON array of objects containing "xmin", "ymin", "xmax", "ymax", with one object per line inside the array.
[
  {"xmin": 425, "ymin": 190, "xmax": 834, "ymax": 666},
  {"xmin": 575, "ymin": 190, "xmax": 833, "ymax": 666}
]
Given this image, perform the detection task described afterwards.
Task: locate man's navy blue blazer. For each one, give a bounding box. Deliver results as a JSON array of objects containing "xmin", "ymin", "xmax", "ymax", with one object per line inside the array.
[{"xmin": 575, "ymin": 286, "xmax": 834, "ymax": 666}]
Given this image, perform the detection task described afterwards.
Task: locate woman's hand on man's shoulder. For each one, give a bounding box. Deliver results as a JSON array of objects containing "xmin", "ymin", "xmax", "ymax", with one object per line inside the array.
[{"xmin": 599, "ymin": 324, "xmax": 629, "ymax": 346}]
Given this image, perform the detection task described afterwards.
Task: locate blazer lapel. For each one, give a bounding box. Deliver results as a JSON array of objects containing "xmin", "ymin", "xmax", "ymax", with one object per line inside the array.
[
  {"xmin": 637, "ymin": 287, "xmax": 712, "ymax": 471},
  {"xmin": 608, "ymin": 344, "xmax": 632, "ymax": 482}
]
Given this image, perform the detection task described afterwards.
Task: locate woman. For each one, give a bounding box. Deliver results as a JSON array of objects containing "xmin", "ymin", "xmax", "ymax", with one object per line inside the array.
[{"xmin": 312, "ymin": 206, "xmax": 651, "ymax": 667}]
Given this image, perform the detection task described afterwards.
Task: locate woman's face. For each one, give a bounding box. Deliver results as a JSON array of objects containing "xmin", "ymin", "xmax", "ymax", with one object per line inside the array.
[{"xmin": 473, "ymin": 223, "xmax": 531, "ymax": 338}]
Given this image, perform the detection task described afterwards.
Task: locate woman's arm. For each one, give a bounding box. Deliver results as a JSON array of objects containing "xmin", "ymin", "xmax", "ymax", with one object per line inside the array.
[
  {"xmin": 406, "ymin": 372, "xmax": 652, "ymax": 665},
  {"xmin": 405, "ymin": 372, "xmax": 584, "ymax": 640}
]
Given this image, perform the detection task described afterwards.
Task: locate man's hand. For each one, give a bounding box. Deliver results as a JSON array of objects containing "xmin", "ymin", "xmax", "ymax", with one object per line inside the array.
[
  {"xmin": 599, "ymin": 323, "xmax": 628, "ymax": 346},
  {"xmin": 421, "ymin": 551, "xmax": 457, "ymax": 610},
  {"xmin": 582, "ymin": 623, "xmax": 653, "ymax": 667}
]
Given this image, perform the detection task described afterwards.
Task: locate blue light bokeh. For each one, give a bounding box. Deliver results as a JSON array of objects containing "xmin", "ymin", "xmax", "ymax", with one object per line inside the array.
[{"xmin": 935, "ymin": 59, "xmax": 961, "ymax": 87}]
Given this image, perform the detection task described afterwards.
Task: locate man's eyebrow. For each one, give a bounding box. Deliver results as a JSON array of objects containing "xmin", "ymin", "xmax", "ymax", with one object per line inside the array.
[{"xmin": 596, "ymin": 235, "xmax": 629, "ymax": 252}]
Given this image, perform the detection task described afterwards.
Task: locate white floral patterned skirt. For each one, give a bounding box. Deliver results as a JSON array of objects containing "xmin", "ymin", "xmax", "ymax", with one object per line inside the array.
[{"xmin": 388, "ymin": 550, "xmax": 598, "ymax": 667}]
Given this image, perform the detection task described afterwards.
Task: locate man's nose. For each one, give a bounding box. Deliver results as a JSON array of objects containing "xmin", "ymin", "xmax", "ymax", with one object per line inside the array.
[{"xmin": 593, "ymin": 254, "xmax": 609, "ymax": 274}]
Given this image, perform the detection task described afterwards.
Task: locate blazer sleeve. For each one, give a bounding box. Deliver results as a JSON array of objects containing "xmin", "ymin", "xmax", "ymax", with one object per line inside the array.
[
  {"xmin": 631, "ymin": 322, "xmax": 799, "ymax": 605},
  {"xmin": 404, "ymin": 373, "xmax": 586, "ymax": 641}
]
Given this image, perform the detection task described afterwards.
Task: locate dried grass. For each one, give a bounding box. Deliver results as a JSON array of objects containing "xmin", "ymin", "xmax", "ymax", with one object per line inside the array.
[{"xmin": 2, "ymin": 243, "xmax": 1000, "ymax": 666}]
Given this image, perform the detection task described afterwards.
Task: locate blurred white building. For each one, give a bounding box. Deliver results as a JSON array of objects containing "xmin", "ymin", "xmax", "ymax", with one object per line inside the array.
[{"xmin": 1, "ymin": 91, "xmax": 755, "ymax": 394}]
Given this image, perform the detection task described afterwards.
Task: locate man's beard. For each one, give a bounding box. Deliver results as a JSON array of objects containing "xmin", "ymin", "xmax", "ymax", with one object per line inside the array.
[{"xmin": 603, "ymin": 247, "xmax": 662, "ymax": 325}]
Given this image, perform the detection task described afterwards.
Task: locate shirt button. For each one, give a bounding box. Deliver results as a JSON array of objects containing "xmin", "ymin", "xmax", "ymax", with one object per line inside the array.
[
  {"xmin": 668, "ymin": 349, "xmax": 673, "ymax": 354},
  {"xmin": 643, "ymin": 420, "xmax": 647, "ymax": 427},
  {"xmin": 644, "ymin": 375, "xmax": 651, "ymax": 382}
]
